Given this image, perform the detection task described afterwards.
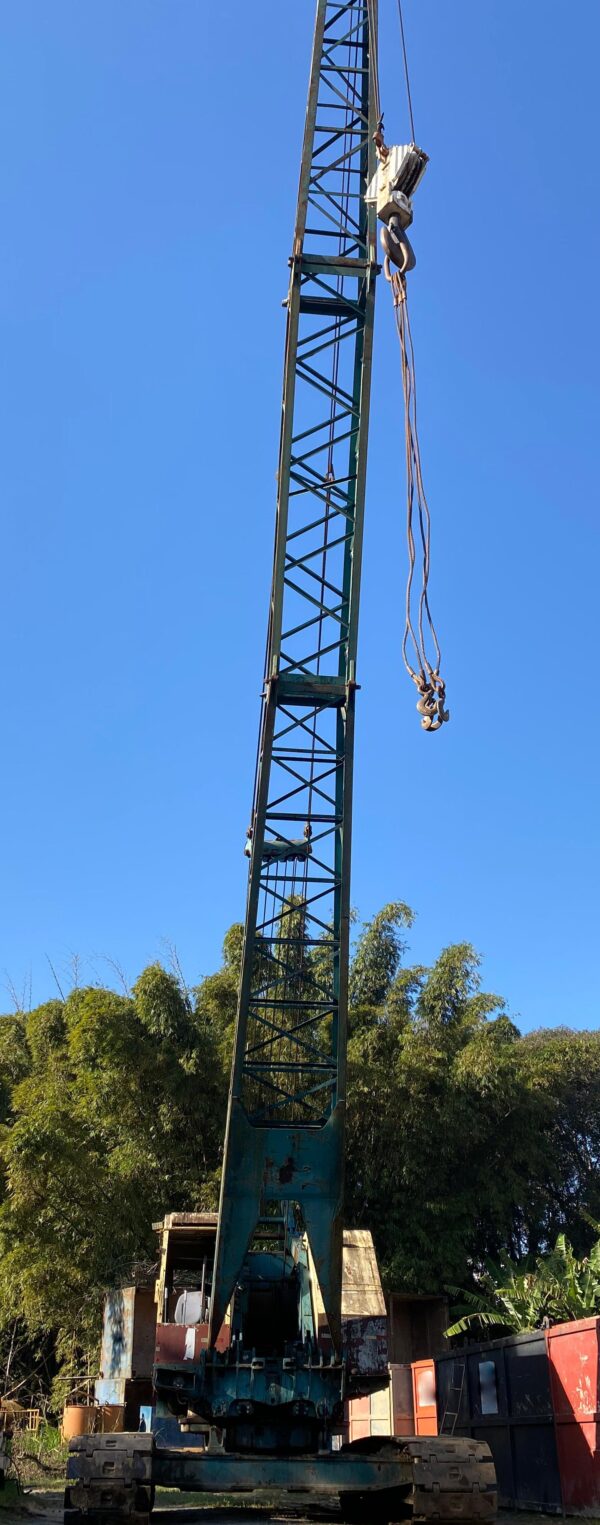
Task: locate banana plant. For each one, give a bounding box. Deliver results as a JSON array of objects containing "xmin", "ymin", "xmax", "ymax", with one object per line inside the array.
[{"xmin": 446, "ymin": 1233, "xmax": 600, "ymax": 1337}]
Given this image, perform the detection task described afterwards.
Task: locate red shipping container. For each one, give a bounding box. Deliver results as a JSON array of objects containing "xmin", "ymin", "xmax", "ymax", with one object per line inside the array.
[
  {"xmin": 412, "ymin": 1358, "xmax": 437, "ymax": 1436},
  {"xmin": 546, "ymin": 1316, "xmax": 600, "ymax": 1512}
]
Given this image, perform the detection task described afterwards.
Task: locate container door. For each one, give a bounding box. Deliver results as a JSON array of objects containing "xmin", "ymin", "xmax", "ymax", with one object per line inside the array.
[{"xmin": 413, "ymin": 1359, "xmax": 437, "ymax": 1436}]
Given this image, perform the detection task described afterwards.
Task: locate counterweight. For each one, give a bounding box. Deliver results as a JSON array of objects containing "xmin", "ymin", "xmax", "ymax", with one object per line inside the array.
[{"xmin": 209, "ymin": 0, "xmax": 378, "ymax": 1355}]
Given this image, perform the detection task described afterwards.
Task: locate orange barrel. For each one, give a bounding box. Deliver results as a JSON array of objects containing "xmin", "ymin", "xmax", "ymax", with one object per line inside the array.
[
  {"xmin": 61, "ymin": 1404, "xmax": 96, "ymax": 1439},
  {"xmin": 100, "ymin": 1404, "xmax": 125, "ymax": 1433}
]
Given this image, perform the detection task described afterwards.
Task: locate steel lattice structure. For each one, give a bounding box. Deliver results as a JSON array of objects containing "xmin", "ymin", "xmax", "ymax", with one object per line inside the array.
[{"xmin": 210, "ymin": 0, "xmax": 378, "ymax": 1355}]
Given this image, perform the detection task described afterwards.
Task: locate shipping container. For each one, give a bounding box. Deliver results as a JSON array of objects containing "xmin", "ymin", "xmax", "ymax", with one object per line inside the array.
[
  {"xmin": 96, "ymin": 1284, "xmax": 155, "ymax": 1429},
  {"xmin": 546, "ymin": 1316, "xmax": 600, "ymax": 1513},
  {"xmin": 387, "ymin": 1293, "xmax": 448, "ymax": 1364},
  {"xmin": 435, "ymin": 1331, "xmax": 562, "ymax": 1511}
]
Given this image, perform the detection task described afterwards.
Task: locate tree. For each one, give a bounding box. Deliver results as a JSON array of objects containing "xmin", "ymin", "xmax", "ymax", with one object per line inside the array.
[
  {"xmin": 344, "ymin": 934, "xmax": 600, "ymax": 1294},
  {"xmin": 345, "ymin": 940, "xmax": 538, "ymax": 1290},
  {"xmin": 349, "ymin": 902, "xmax": 414, "ymax": 1013},
  {"xmin": 515, "ymin": 1028, "xmax": 600, "ymax": 1253},
  {"xmin": 0, "ymin": 903, "xmax": 599, "ymax": 1407},
  {"xmin": 0, "ymin": 963, "xmax": 229, "ymax": 1389},
  {"xmin": 0, "ymin": 1013, "xmax": 29, "ymax": 1126}
]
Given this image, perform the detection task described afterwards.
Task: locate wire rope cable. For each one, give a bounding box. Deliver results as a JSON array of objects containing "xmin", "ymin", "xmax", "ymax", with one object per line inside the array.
[
  {"xmin": 386, "ymin": 261, "xmax": 449, "ymax": 731},
  {"xmin": 396, "ymin": 0, "xmax": 416, "ymax": 142},
  {"xmin": 370, "ymin": 2, "xmax": 447, "ymax": 731}
]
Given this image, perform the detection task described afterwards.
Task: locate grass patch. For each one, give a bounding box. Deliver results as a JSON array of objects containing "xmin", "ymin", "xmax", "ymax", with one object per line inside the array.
[{"xmin": 4, "ymin": 1425, "xmax": 68, "ymax": 1494}]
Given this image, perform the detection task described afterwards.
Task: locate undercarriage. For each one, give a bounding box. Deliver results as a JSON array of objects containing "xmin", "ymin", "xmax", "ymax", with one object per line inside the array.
[{"xmin": 65, "ymin": 1432, "xmax": 497, "ymax": 1525}]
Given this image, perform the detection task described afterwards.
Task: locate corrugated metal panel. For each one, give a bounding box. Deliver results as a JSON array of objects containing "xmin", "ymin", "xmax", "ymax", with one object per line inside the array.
[{"xmin": 547, "ymin": 1316, "xmax": 600, "ymax": 1512}]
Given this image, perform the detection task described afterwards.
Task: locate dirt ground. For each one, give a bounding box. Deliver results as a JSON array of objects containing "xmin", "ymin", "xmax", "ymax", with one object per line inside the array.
[{"xmin": 1, "ymin": 1491, "xmax": 598, "ymax": 1525}]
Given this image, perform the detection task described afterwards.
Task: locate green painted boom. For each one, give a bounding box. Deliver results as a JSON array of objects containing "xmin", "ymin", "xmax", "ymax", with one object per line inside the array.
[{"xmin": 210, "ymin": 0, "xmax": 379, "ymax": 1357}]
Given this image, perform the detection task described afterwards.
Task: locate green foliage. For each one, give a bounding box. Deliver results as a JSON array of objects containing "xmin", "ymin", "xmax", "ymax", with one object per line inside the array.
[
  {"xmin": 446, "ymin": 1232, "xmax": 600, "ymax": 1336},
  {"xmin": 0, "ymin": 904, "xmax": 599, "ymax": 1407},
  {"xmin": 0, "ymin": 960, "xmax": 229, "ymax": 1400},
  {"xmin": 0, "ymin": 1015, "xmax": 29, "ymax": 1126},
  {"xmin": 5, "ymin": 1418, "xmax": 69, "ymax": 1490},
  {"xmin": 344, "ymin": 937, "xmax": 600, "ymax": 1294},
  {"xmin": 349, "ymin": 902, "xmax": 413, "ymax": 1012}
]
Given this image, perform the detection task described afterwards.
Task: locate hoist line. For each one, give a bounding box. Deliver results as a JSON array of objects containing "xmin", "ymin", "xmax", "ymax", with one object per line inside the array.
[
  {"xmin": 387, "ymin": 263, "xmax": 448, "ymax": 730},
  {"xmin": 404, "ymin": 294, "xmax": 443, "ymax": 677},
  {"xmin": 400, "ymin": 292, "xmax": 441, "ymax": 678},
  {"xmin": 394, "ymin": 274, "xmax": 436, "ymax": 681},
  {"xmin": 396, "ymin": 0, "xmax": 416, "ymax": 142},
  {"xmin": 367, "ymin": 7, "xmax": 444, "ymax": 727}
]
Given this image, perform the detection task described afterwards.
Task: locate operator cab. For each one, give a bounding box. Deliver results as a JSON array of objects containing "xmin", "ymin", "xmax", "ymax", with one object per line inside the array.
[
  {"xmin": 154, "ymin": 1213, "xmax": 223, "ymax": 1371},
  {"xmin": 154, "ymin": 1210, "xmax": 315, "ymax": 1371}
]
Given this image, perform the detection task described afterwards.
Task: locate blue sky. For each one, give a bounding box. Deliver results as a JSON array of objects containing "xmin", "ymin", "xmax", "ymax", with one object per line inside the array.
[{"xmin": 1, "ymin": 2, "xmax": 599, "ymax": 1030}]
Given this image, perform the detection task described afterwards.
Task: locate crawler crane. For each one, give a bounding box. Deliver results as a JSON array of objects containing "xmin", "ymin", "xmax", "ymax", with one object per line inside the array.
[{"xmin": 65, "ymin": 3, "xmax": 496, "ymax": 1521}]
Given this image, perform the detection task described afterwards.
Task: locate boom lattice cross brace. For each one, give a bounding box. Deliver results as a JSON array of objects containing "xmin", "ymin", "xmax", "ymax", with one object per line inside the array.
[{"xmin": 210, "ymin": 0, "xmax": 378, "ymax": 1354}]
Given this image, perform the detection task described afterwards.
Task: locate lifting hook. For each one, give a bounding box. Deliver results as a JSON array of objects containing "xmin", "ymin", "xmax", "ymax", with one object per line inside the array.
[{"xmin": 380, "ymin": 217, "xmax": 415, "ymax": 276}]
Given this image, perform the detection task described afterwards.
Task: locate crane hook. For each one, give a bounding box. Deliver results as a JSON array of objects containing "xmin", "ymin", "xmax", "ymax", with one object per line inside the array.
[
  {"xmin": 380, "ymin": 217, "xmax": 415, "ymax": 276},
  {"xmin": 415, "ymin": 672, "xmax": 449, "ymax": 732}
]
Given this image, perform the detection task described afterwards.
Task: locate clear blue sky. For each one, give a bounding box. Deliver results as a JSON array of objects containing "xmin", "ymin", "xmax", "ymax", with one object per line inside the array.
[{"xmin": 1, "ymin": 2, "xmax": 599, "ymax": 1030}]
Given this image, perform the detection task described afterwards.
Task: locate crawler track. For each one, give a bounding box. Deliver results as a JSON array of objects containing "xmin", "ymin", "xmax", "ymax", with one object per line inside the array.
[
  {"xmin": 402, "ymin": 1436, "xmax": 497, "ymax": 1520},
  {"xmin": 65, "ymin": 1433, "xmax": 497, "ymax": 1525},
  {"xmin": 65, "ymin": 1434, "xmax": 155, "ymax": 1525},
  {"xmin": 339, "ymin": 1434, "xmax": 496, "ymax": 1522}
]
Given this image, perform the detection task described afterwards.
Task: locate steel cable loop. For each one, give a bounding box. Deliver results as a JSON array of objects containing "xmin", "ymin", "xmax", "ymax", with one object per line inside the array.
[{"xmin": 385, "ymin": 261, "xmax": 449, "ymax": 731}]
